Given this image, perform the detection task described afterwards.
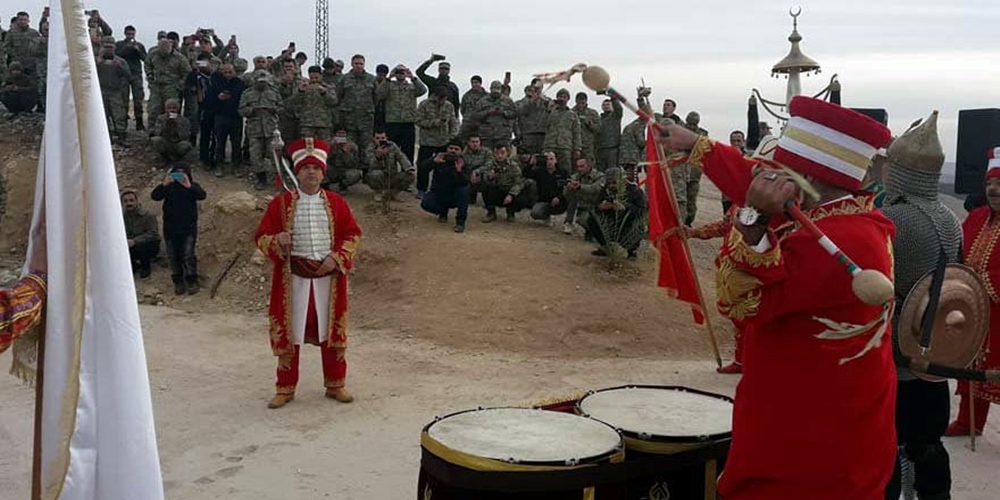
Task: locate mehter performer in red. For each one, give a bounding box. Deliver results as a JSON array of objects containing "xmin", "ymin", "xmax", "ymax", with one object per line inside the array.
[
  {"xmin": 255, "ymin": 137, "xmax": 362, "ymax": 409},
  {"xmin": 660, "ymin": 96, "xmax": 895, "ymax": 500}
]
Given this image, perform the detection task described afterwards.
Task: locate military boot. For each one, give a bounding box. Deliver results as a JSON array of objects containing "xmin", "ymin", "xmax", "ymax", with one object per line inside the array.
[{"xmin": 481, "ymin": 208, "xmax": 497, "ymax": 223}]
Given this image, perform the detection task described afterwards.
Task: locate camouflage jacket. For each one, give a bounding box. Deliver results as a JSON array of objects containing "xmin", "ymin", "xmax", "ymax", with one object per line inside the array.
[
  {"xmin": 321, "ymin": 71, "xmax": 341, "ymax": 88},
  {"xmin": 336, "ymin": 70, "xmax": 377, "ymax": 118},
  {"xmin": 416, "ymin": 99, "xmax": 458, "ymax": 147},
  {"xmin": 114, "ymin": 39, "xmax": 147, "ymax": 77},
  {"xmin": 462, "ymin": 147, "xmax": 492, "ymax": 173},
  {"xmin": 460, "ymin": 88, "xmax": 487, "ymax": 118},
  {"xmin": 290, "ymin": 83, "xmax": 339, "ymax": 128},
  {"xmin": 277, "ymin": 76, "xmax": 302, "ymax": 119},
  {"xmin": 597, "ymin": 99, "xmax": 623, "ymax": 149},
  {"xmin": 123, "ymin": 207, "xmax": 160, "ymax": 245},
  {"xmin": 4, "ymin": 26, "xmax": 40, "ymax": 62},
  {"xmin": 376, "ymin": 78, "xmax": 427, "ymax": 123},
  {"xmin": 544, "ymin": 105, "xmax": 581, "ymax": 151},
  {"xmin": 516, "ymin": 96, "xmax": 549, "ymax": 135},
  {"xmin": 573, "ymin": 105, "xmax": 600, "ymax": 151},
  {"xmin": 239, "ymin": 87, "xmax": 282, "ymax": 138},
  {"xmin": 365, "ymin": 140, "xmax": 413, "ymax": 173},
  {"xmin": 96, "ymin": 56, "xmax": 133, "ymax": 93},
  {"xmin": 564, "ymin": 168, "xmax": 605, "ymax": 206},
  {"xmin": 328, "ymin": 141, "xmax": 361, "ymax": 171},
  {"xmin": 146, "ymin": 49, "xmax": 189, "ymax": 88},
  {"xmin": 618, "ymin": 118, "xmax": 647, "ymax": 165},
  {"xmin": 471, "ymin": 95, "xmax": 517, "ymax": 141},
  {"xmin": 476, "ymin": 158, "xmax": 524, "ymax": 196},
  {"xmin": 152, "ymin": 113, "xmax": 192, "ymax": 142}
]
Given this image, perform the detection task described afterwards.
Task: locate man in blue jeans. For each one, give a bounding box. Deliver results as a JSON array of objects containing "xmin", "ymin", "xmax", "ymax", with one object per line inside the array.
[
  {"xmin": 151, "ymin": 162, "xmax": 207, "ymax": 295},
  {"xmin": 419, "ymin": 140, "xmax": 469, "ymax": 233}
]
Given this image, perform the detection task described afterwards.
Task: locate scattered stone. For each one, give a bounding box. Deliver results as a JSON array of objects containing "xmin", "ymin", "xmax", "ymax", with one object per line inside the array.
[{"xmin": 214, "ymin": 192, "xmax": 257, "ymax": 215}]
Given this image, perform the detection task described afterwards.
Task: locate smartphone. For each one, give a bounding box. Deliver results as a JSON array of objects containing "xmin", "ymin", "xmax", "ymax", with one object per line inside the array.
[
  {"xmin": 333, "ymin": 136, "xmax": 347, "ymax": 144},
  {"xmin": 170, "ymin": 172, "xmax": 185, "ymax": 181},
  {"xmin": 168, "ymin": 112, "xmax": 178, "ymax": 119}
]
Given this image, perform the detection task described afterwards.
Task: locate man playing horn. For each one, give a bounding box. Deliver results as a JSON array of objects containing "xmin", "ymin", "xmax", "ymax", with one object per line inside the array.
[
  {"xmin": 881, "ymin": 111, "xmax": 962, "ymax": 499},
  {"xmin": 255, "ymin": 138, "xmax": 362, "ymax": 409},
  {"xmin": 947, "ymin": 146, "xmax": 1000, "ymax": 437},
  {"xmin": 661, "ymin": 96, "xmax": 894, "ymax": 500}
]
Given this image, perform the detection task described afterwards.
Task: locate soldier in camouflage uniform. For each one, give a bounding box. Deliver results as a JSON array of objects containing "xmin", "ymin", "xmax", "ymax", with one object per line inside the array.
[
  {"xmin": 516, "ymin": 85, "xmax": 549, "ymax": 157},
  {"xmin": 543, "ymin": 89, "xmax": 582, "ymax": 177},
  {"xmin": 336, "ymin": 55, "xmax": 377, "ymax": 154},
  {"xmin": 290, "ymin": 66, "xmax": 339, "ymax": 141},
  {"xmin": 150, "ymin": 99, "xmax": 193, "ymax": 162},
  {"xmin": 321, "ymin": 58, "xmax": 342, "ymax": 129},
  {"xmin": 572, "ymin": 93, "xmax": 600, "ymax": 163},
  {"xmin": 471, "ymin": 143, "xmax": 535, "ymax": 223},
  {"xmin": 562, "ymin": 157, "xmax": 605, "ymax": 235},
  {"xmin": 1, "ymin": 62, "xmax": 39, "ymax": 115},
  {"xmin": 325, "ymin": 129, "xmax": 363, "ymax": 193},
  {"xmin": 96, "ymin": 39, "xmax": 133, "ymax": 146},
  {"xmin": 463, "ymin": 134, "xmax": 492, "ymax": 205},
  {"xmin": 673, "ymin": 111, "xmax": 708, "ymax": 225},
  {"xmin": 239, "ymin": 70, "xmax": 282, "ymax": 189},
  {"xmin": 460, "ymin": 76, "xmax": 487, "ymax": 120},
  {"xmin": 469, "ymin": 81, "xmax": 517, "ymax": 150},
  {"xmin": 32, "ymin": 21, "xmax": 47, "ymax": 112},
  {"xmin": 376, "ymin": 64, "xmax": 426, "ymax": 163},
  {"xmin": 5, "ymin": 12, "xmax": 40, "ymax": 80},
  {"xmin": 276, "ymin": 59, "xmax": 302, "ymax": 144},
  {"xmin": 365, "ymin": 130, "xmax": 414, "ymax": 200},
  {"xmin": 415, "ymin": 87, "xmax": 458, "ymax": 195},
  {"xmin": 145, "ymin": 38, "xmax": 190, "ymax": 119},
  {"xmin": 595, "ymin": 97, "xmax": 623, "ymax": 171},
  {"xmin": 115, "ymin": 26, "xmax": 148, "ymax": 130}
]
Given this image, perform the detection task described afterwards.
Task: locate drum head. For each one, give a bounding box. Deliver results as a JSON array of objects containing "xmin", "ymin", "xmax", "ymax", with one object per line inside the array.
[
  {"xmin": 579, "ymin": 386, "xmax": 733, "ymax": 442},
  {"xmin": 426, "ymin": 408, "xmax": 622, "ymax": 465}
]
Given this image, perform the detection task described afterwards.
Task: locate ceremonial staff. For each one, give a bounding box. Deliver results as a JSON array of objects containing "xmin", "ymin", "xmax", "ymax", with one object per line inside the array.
[{"xmin": 539, "ymin": 64, "xmax": 894, "ymax": 307}]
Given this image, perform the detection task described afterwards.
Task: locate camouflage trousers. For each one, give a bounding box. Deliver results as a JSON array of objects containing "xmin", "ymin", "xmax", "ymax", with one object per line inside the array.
[
  {"xmin": 325, "ymin": 166, "xmax": 363, "ymax": 190},
  {"xmin": 580, "ymin": 144, "xmax": 596, "ymax": 163},
  {"xmin": 518, "ymin": 133, "xmax": 545, "ymax": 156},
  {"xmin": 342, "ymin": 115, "xmax": 374, "ymax": 153},
  {"xmin": 102, "ymin": 92, "xmax": 128, "ymax": 140},
  {"xmin": 125, "ymin": 75, "xmax": 145, "ymax": 124},
  {"xmin": 148, "ymin": 84, "xmax": 181, "ymax": 119},
  {"xmin": 670, "ymin": 163, "xmax": 702, "ymax": 226},
  {"xmin": 278, "ymin": 116, "xmax": 298, "ymax": 146},
  {"xmin": 299, "ymin": 126, "xmax": 331, "ymax": 142},
  {"xmin": 365, "ymin": 169, "xmax": 414, "ymax": 195},
  {"xmin": 247, "ymin": 135, "xmax": 275, "ymax": 174},
  {"xmin": 151, "ymin": 137, "xmax": 192, "ymax": 162},
  {"xmin": 35, "ymin": 60, "xmax": 46, "ymax": 106},
  {"xmin": 595, "ymin": 147, "xmax": 619, "ymax": 172}
]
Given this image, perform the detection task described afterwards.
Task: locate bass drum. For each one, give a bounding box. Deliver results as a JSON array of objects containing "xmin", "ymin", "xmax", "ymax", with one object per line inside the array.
[
  {"xmin": 578, "ymin": 385, "xmax": 733, "ymax": 500},
  {"xmin": 418, "ymin": 407, "xmax": 625, "ymax": 499}
]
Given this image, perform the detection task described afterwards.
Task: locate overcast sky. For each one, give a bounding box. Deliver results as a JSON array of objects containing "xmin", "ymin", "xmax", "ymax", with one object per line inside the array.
[{"xmin": 32, "ymin": 1, "xmax": 1000, "ymax": 169}]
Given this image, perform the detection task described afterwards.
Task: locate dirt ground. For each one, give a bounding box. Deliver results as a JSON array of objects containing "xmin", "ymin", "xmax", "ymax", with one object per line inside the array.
[{"xmin": 1, "ymin": 118, "xmax": 998, "ymax": 498}]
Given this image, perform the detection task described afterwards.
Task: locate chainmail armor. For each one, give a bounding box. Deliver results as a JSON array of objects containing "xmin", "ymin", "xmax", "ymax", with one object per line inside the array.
[{"xmin": 882, "ymin": 162, "xmax": 963, "ymax": 380}]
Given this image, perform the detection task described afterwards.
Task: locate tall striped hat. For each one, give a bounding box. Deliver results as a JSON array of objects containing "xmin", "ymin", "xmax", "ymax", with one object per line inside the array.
[
  {"xmin": 775, "ymin": 96, "xmax": 892, "ymax": 191},
  {"xmin": 286, "ymin": 137, "xmax": 329, "ymax": 173},
  {"xmin": 986, "ymin": 146, "xmax": 1000, "ymax": 180}
]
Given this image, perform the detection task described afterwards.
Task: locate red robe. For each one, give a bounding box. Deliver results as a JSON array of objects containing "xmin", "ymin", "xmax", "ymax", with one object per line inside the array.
[
  {"xmin": 959, "ymin": 206, "xmax": 1000, "ymax": 404},
  {"xmin": 689, "ymin": 139, "xmax": 897, "ymax": 500},
  {"xmin": 254, "ymin": 190, "xmax": 361, "ymax": 356},
  {"xmin": 0, "ymin": 274, "xmax": 46, "ymax": 354}
]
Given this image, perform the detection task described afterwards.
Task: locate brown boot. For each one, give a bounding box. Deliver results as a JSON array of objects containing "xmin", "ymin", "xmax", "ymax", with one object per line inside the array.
[
  {"xmin": 267, "ymin": 393, "xmax": 294, "ymax": 409},
  {"xmin": 325, "ymin": 387, "xmax": 354, "ymax": 403}
]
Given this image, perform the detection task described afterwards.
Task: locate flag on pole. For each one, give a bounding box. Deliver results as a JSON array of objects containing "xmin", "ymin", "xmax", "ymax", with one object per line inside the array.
[
  {"xmin": 645, "ymin": 129, "xmax": 706, "ymax": 324},
  {"xmin": 16, "ymin": 0, "xmax": 164, "ymax": 497}
]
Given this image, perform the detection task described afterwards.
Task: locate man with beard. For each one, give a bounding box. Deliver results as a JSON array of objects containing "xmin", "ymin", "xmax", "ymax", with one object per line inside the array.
[
  {"xmin": 472, "ymin": 143, "xmax": 535, "ymax": 223},
  {"xmin": 415, "ymin": 54, "xmax": 459, "ymax": 117},
  {"xmin": 122, "ymin": 189, "xmax": 161, "ymax": 279},
  {"xmin": 470, "ymin": 81, "xmax": 517, "ymax": 150},
  {"xmin": 336, "ymin": 54, "xmax": 377, "ymax": 153},
  {"xmin": 573, "ymin": 92, "xmax": 600, "ymax": 163},
  {"xmin": 420, "ymin": 140, "xmax": 470, "ymax": 232},
  {"xmin": 528, "ymin": 150, "xmax": 569, "ymax": 226}
]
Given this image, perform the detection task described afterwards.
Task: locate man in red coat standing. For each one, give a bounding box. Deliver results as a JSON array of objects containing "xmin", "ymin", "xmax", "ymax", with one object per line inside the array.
[
  {"xmin": 947, "ymin": 146, "xmax": 1000, "ymax": 436},
  {"xmin": 255, "ymin": 137, "xmax": 362, "ymax": 409},
  {"xmin": 661, "ymin": 96, "xmax": 895, "ymax": 500}
]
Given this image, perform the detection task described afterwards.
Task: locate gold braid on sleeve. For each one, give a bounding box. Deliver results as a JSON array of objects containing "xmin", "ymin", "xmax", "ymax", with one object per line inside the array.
[{"xmin": 685, "ymin": 135, "xmax": 714, "ymax": 169}]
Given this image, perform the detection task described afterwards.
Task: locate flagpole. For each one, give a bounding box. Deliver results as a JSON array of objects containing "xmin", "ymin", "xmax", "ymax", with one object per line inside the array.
[
  {"xmin": 31, "ymin": 327, "xmax": 46, "ymax": 500},
  {"xmin": 654, "ymin": 137, "xmax": 723, "ymax": 368}
]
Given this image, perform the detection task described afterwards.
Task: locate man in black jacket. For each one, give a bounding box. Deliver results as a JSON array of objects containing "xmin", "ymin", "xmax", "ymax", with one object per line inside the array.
[
  {"xmin": 419, "ymin": 140, "xmax": 469, "ymax": 233},
  {"xmin": 415, "ymin": 54, "xmax": 459, "ymax": 118},
  {"xmin": 528, "ymin": 151, "xmax": 568, "ymax": 225},
  {"xmin": 207, "ymin": 63, "xmax": 245, "ymax": 177},
  {"xmin": 151, "ymin": 162, "xmax": 207, "ymax": 295}
]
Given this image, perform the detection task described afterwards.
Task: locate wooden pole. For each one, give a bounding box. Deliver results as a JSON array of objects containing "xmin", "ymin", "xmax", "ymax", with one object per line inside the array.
[
  {"xmin": 31, "ymin": 328, "xmax": 46, "ymax": 500},
  {"xmin": 970, "ymin": 381, "xmax": 977, "ymax": 452},
  {"xmin": 654, "ymin": 139, "xmax": 723, "ymax": 368}
]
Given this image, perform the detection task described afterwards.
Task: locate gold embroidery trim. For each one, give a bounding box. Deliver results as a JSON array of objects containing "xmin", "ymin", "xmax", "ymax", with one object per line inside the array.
[
  {"xmin": 686, "ymin": 135, "xmax": 714, "ymax": 169},
  {"xmin": 967, "ymin": 215, "xmax": 1000, "ymax": 303},
  {"xmin": 716, "ymin": 258, "xmax": 762, "ymax": 321},
  {"xmin": 725, "ymin": 227, "xmax": 782, "ymax": 268}
]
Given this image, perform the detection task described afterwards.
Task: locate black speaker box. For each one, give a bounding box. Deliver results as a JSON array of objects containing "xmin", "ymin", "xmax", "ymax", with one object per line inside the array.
[
  {"xmin": 851, "ymin": 108, "xmax": 889, "ymax": 125},
  {"xmin": 955, "ymin": 109, "xmax": 1000, "ymax": 195}
]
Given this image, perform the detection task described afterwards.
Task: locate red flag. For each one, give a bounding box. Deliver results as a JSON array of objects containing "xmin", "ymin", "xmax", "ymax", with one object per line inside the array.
[{"xmin": 645, "ymin": 129, "xmax": 706, "ymax": 324}]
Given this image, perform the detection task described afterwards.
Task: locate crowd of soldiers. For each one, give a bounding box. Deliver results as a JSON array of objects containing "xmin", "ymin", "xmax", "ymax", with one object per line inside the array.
[{"xmin": 1, "ymin": 8, "xmax": 721, "ymax": 251}]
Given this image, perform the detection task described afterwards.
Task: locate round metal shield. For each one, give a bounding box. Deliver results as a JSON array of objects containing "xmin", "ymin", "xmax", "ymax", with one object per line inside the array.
[{"xmin": 898, "ymin": 264, "xmax": 990, "ymax": 382}]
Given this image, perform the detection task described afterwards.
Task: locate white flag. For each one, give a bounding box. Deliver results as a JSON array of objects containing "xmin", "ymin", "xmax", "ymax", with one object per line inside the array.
[{"xmin": 23, "ymin": 0, "xmax": 164, "ymax": 498}]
